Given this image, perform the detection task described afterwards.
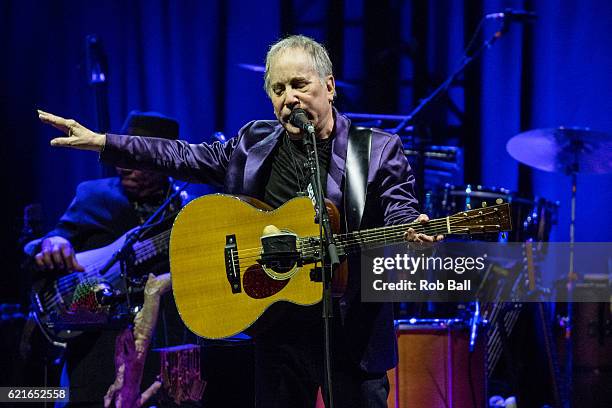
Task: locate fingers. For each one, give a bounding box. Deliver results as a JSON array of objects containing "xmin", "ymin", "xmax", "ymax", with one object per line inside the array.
[
  {"xmin": 404, "ymin": 214, "xmax": 444, "ymax": 243},
  {"xmin": 50, "ymin": 243, "xmax": 66, "ymax": 270},
  {"xmin": 62, "ymin": 245, "xmax": 85, "ymax": 272},
  {"xmin": 38, "ymin": 110, "xmax": 78, "ymax": 147},
  {"xmin": 35, "ymin": 237, "xmax": 82, "ymax": 272},
  {"xmin": 61, "ymin": 245, "xmax": 74, "ymax": 270},
  {"xmin": 37, "ymin": 110, "xmax": 73, "ymax": 133},
  {"xmin": 404, "ymin": 221, "xmax": 445, "ymax": 244},
  {"xmin": 404, "ymin": 213, "xmax": 431, "ymax": 242},
  {"xmin": 415, "ymin": 213, "xmax": 430, "ymax": 223},
  {"xmin": 71, "ymin": 256, "xmax": 85, "ymax": 272},
  {"xmin": 404, "ymin": 228, "xmax": 416, "ymax": 242},
  {"xmin": 415, "ymin": 232, "xmax": 436, "ymax": 243},
  {"xmin": 414, "ymin": 232, "xmax": 444, "ymax": 242},
  {"xmin": 38, "ymin": 109, "xmax": 105, "ymax": 151},
  {"xmin": 404, "ymin": 228, "xmax": 438, "ymax": 243},
  {"xmin": 35, "ymin": 251, "xmax": 54, "ymax": 270}
]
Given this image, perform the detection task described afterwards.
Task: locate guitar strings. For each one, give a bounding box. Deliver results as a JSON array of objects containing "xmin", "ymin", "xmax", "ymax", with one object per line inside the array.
[
  {"xmin": 231, "ymin": 210, "xmax": 504, "ymax": 262},
  {"xmin": 232, "ymin": 221, "xmax": 503, "ymax": 265},
  {"xmin": 231, "ymin": 208, "xmax": 504, "ymax": 257},
  {"xmin": 44, "ymin": 230, "xmax": 170, "ymax": 296},
  {"xmin": 41, "ymin": 230, "xmax": 172, "ymax": 307},
  {"xmin": 228, "ymin": 216, "xmax": 453, "ymax": 258},
  {"xmin": 42, "ymin": 207, "xmax": 505, "ymax": 307},
  {"xmin": 230, "ymin": 219, "xmax": 504, "ymax": 268},
  {"xmin": 101, "ymin": 206, "xmax": 504, "ymax": 263}
]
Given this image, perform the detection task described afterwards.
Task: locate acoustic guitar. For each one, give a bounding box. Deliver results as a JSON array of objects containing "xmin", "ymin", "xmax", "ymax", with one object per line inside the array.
[{"xmin": 169, "ymin": 194, "xmax": 512, "ymax": 339}]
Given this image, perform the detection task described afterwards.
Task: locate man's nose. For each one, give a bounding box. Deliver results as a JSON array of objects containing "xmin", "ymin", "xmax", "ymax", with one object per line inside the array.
[{"xmin": 285, "ymin": 88, "xmax": 301, "ymax": 110}]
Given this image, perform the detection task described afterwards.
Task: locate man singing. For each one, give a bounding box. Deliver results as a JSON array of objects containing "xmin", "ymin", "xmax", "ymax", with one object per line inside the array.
[{"xmin": 38, "ymin": 34, "xmax": 440, "ymax": 407}]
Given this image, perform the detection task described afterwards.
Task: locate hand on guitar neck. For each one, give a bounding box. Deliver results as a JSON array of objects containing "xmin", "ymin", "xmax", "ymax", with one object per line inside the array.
[
  {"xmin": 34, "ymin": 236, "xmax": 85, "ymax": 272},
  {"xmin": 404, "ymin": 213, "xmax": 445, "ymax": 244}
]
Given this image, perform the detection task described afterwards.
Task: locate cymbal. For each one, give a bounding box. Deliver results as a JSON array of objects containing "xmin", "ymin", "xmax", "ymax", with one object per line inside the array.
[
  {"xmin": 506, "ymin": 126, "xmax": 612, "ymax": 174},
  {"xmin": 237, "ymin": 63, "xmax": 355, "ymax": 88}
]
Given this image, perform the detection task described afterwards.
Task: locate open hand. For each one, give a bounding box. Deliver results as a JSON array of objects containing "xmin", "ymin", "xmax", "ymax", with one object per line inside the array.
[{"xmin": 38, "ymin": 110, "xmax": 106, "ymax": 151}]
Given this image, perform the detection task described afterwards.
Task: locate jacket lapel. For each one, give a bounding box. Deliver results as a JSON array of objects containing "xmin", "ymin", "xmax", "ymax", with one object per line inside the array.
[
  {"xmin": 243, "ymin": 126, "xmax": 283, "ymax": 197},
  {"xmin": 326, "ymin": 111, "xmax": 350, "ymax": 209},
  {"xmin": 241, "ymin": 111, "xmax": 351, "ymax": 206}
]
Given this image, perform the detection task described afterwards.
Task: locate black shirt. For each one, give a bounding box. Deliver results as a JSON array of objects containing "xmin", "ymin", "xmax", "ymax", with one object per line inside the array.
[{"xmin": 264, "ymin": 132, "xmax": 333, "ymax": 208}]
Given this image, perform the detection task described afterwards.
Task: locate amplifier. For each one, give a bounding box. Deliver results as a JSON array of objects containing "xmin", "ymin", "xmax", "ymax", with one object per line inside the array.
[{"xmin": 388, "ymin": 321, "xmax": 486, "ymax": 408}]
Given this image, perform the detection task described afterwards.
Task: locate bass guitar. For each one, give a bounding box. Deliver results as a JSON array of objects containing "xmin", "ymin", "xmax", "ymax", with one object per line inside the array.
[
  {"xmin": 169, "ymin": 194, "xmax": 512, "ymax": 339},
  {"xmin": 31, "ymin": 227, "xmax": 170, "ymax": 342}
]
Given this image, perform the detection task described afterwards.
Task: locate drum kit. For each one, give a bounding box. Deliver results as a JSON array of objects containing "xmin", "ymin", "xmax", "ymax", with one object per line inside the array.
[
  {"xmin": 422, "ymin": 126, "xmax": 612, "ymax": 243},
  {"xmin": 390, "ymin": 127, "xmax": 612, "ymax": 406},
  {"xmin": 398, "ymin": 126, "xmax": 612, "ymax": 315}
]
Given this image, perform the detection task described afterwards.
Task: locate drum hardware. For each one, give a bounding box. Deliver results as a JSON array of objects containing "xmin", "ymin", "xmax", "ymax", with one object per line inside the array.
[
  {"xmin": 431, "ymin": 184, "xmax": 558, "ymax": 242},
  {"xmin": 404, "ymin": 146, "xmax": 459, "ymax": 162},
  {"xmin": 507, "ymin": 126, "xmax": 612, "ymax": 404},
  {"xmin": 506, "ymin": 126, "xmax": 612, "ymax": 175}
]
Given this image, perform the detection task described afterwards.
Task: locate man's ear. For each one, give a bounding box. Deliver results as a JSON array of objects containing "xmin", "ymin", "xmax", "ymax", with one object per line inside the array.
[{"xmin": 326, "ymin": 75, "xmax": 336, "ymax": 102}]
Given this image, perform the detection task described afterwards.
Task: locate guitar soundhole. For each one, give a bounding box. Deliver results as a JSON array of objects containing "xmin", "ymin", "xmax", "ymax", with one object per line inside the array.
[{"xmin": 243, "ymin": 265, "xmax": 289, "ymax": 299}]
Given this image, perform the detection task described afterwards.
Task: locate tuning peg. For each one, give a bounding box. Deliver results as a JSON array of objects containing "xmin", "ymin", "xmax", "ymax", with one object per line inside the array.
[
  {"xmin": 495, "ymin": 198, "xmax": 503, "ymax": 204},
  {"xmin": 481, "ymin": 201, "xmax": 488, "ymax": 208}
]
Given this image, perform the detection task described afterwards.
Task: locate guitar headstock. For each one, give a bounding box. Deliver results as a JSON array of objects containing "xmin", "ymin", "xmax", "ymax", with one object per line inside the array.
[{"xmin": 448, "ymin": 202, "xmax": 512, "ymax": 235}]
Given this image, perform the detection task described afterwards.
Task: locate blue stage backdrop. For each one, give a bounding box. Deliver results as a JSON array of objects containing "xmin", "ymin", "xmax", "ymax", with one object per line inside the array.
[
  {"xmin": 1, "ymin": 0, "xmax": 611, "ymax": 302},
  {"xmin": 481, "ymin": 0, "xmax": 612, "ymax": 242}
]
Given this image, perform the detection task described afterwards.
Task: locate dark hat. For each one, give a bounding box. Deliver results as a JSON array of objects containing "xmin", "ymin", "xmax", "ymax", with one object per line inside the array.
[{"xmin": 120, "ymin": 110, "xmax": 179, "ymax": 139}]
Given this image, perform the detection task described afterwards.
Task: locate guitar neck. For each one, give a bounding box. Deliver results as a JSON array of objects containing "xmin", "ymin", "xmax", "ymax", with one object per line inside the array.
[
  {"xmin": 330, "ymin": 203, "xmax": 511, "ymax": 255},
  {"xmin": 74, "ymin": 228, "xmax": 172, "ymax": 281},
  {"xmin": 130, "ymin": 229, "xmax": 171, "ymax": 266},
  {"xmin": 333, "ymin": 219, "xmax": 444, "ymax": 254}
]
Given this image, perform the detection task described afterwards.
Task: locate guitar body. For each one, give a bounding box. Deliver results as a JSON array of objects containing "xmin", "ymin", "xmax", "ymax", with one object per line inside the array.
[{"xmin": 170, "ymin": 194, "xmax": 327, "ymax": 339}]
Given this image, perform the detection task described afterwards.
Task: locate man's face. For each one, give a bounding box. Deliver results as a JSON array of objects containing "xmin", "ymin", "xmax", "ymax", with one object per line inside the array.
[
  {"xmin": 267, "ymin": 48, "xmax": 336, "ymax": 139},
  {"xmin": 116, "ymin": 167, "xmax": 167, "ymax": 199}
]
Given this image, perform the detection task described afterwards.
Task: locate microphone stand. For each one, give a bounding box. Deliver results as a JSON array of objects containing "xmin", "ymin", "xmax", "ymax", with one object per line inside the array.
[
  {"xmin": 302, "ymin": 126, "xmax": 340, "ymax": 408},
  {"xmin": 387, "ymin": 15, "xmax": 511, "ymax": 225},
  {"xmin": 390, "ymin": 18, "xmax": 510, "ymax": 135}
]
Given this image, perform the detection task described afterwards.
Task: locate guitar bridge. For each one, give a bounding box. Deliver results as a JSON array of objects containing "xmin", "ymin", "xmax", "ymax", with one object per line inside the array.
[{"xmin": 224, "ymin": 234, "xmax": 241, "ymax": 293}]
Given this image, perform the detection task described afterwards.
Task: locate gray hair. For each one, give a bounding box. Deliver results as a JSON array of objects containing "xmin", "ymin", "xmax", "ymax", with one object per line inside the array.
[{"xmin": 264, "ymin": 35, "xmax": 334, "ymax": 96}]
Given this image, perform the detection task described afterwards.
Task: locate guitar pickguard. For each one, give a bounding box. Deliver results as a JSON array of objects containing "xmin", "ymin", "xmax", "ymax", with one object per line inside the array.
[{"xmin": 243, "ymin": 265, "xmax": 290, "ymax": 299}]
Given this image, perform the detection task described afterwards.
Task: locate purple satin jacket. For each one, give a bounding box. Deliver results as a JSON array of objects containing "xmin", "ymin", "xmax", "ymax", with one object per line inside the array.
[{"xmin": 101, "ymin": 110, "xmax": 420, "ymax": 372}]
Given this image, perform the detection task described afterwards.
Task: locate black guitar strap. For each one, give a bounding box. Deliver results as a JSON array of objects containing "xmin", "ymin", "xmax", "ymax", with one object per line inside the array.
[{"xmin": 344, "ymin": 126, "xmax": 372, "ymax": 232}]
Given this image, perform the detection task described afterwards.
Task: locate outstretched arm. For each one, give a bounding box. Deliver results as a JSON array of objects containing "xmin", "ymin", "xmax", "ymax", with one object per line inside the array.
[{"xmin": 38, "ymin": 109, "xmax": 239, "ymax": 186}]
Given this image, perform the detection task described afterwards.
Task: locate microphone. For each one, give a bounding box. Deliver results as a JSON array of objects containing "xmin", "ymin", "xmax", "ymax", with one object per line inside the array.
[
  {"xmin": 485, "ymin": 8, "xmax": 537, "ymax": 22},
  {"xmin": 289, "ymin": 108, "xmax": 315, "ymax": 135}
]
